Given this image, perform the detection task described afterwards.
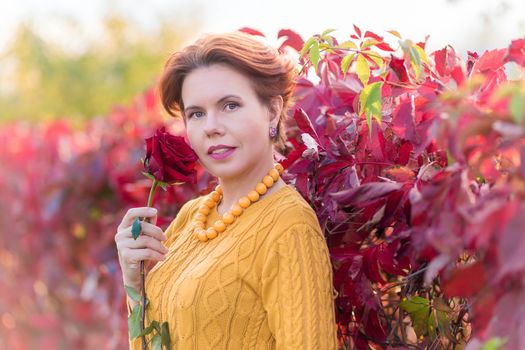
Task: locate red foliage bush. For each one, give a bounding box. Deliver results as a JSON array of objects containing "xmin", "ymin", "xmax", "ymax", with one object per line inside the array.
[{"xmin": 0, "ymin": 28, "xmax": 523, "ymax": 349}]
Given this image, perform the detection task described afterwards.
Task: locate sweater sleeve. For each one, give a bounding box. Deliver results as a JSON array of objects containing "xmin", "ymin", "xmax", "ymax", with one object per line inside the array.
[{"xmin": 261, "ymin": 222, "xmax": 339, "ymax": 350}]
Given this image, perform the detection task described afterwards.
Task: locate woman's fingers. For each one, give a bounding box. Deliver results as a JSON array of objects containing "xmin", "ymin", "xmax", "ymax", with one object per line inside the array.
[
  {"xmin": 119, "ymin": 207, "xmax": 158, "ymax": 229},
  {"xmin": 116, "ymin": 220, "xmax": 166, "ymax": 242},
  {"xmin": 119, "ymin": 235, "xmax": 169, "ymax": 255},
  {"xmin": 118, "ymin": 247, "xmax": 167, "ymax": 266}
]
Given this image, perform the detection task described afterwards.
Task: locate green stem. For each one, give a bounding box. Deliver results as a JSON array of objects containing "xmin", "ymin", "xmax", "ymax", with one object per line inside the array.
[{"xmin": 141, "ymin": 179, "xmax": 158, "ymax": 350}]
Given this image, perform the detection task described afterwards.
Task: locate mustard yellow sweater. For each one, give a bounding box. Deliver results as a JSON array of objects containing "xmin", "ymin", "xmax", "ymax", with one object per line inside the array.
[{"xmin": 128, "ymin": 184, "xmax": 338, "ymax": 349}]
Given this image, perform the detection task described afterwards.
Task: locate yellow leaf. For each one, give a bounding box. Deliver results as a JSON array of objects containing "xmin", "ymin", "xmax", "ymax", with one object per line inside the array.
[
  {"xmin": 341, "ymin": 53, "xmax": 355, "ymax": 76},
  {"xmin": 356, "ymin": 54, "xmax": 370, "ymax": 85}
]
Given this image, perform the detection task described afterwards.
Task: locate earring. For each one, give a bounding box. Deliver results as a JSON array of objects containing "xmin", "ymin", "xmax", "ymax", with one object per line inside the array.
[{"xmin": 269, "ymin": 126, "xmax": 277, "ymax": 138}]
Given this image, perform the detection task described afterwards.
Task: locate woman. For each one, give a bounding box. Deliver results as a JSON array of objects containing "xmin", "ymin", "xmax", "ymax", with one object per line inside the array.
[{"xmin": 115, "ymin": 31, "xmax": 338, "ymax": 349}]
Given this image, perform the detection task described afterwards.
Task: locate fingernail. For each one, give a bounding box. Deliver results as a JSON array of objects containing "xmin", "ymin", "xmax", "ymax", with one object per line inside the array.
[{"xmin": 148, "ymin": 208, "xmax": 157, "ymax": 215}]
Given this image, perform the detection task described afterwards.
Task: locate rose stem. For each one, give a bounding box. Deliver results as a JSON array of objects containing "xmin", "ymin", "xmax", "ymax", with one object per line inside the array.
[{"xmin": 141, "ymin": 179, "xmax": 158, "ymax": 350}]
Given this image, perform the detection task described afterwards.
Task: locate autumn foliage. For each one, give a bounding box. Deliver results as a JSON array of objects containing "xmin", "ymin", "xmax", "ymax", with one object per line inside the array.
[{"xmin": 1, "ymin": 27, "xmax": 524, "ymax": 349}]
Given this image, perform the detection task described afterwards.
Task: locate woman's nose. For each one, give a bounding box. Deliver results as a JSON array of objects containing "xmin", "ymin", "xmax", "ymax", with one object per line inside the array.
[{"xmin": 203, "ymin": 112, "xmax": 224, "ymax": 136}]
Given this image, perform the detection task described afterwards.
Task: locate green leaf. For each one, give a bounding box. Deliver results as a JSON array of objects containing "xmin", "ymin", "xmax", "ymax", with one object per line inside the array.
[
  {"xmin": 510, "ymin": 91, "xmax": 524, "ymax": 123},
  {"xmin": 409, "ymin": 45, "xmax": 422, "ymax": 80},
  {"xmin": 152, "ymin": 334, "xmax": 162, "ymax": 350},
  {"xmin": 309, "ymin": 41, "xmax": 321, "ymax": 72},
  {"xmin": 359, "ymin": 81, "xmax": 383, "ymax": 131},
  {"xmin": 481, "ymin": 337, "xmax": 507, "ymax": 350},
  {"xmin": 124, "ymin": 285, "xmax": 141, "ymax": 302},
  {"xmin": 161, "ymin": 321, "xmax": 172, "ymax": 349},
  {"xmin": 446, "ymin": 149, "xmax": 455, "ymax": 165},
  {"xmin": 158, "ymin": 181, "xmax": 168, "ymax": 191},
  {"xmin": 300, "ymin": 36, "xmax": 316, "ymax": 58},
  {"xmin": 321, "ymin": 28, "xmax": 336, "ymax": 37},
  {"xmin": 356, "ymin": 54, "xmax": 370, "ymax": 85},
  {"xmin": 136, "ymin": 324, "xmax": 155, "ymax": 338},
  {"xmin": 131, "ymin": 218, "xmax": 142, "ymax": 240},
  {"xmin": 399, "ymin": 296, "xmax": 431, "ymax": 338},
  {"xmin": 150, "ymin": 320, "xmax": 161, "ymax": 333},
  {"xmin": 341, "ymin": 53, "xmax": 355, "ymax": 76},
  {"xmin": 128, "ymin": 304, "xmax": 142, "ymax": 339},
  {"xmin": 340, "ymin": 40, "xmax": 357, "ymax": 50},
  {"xmin": 414, "ymin": 44, "xmax": 429, "ymax": 64},
  {"xmin": 365, "ymin": 52, "xmax": 384, "ymax": 68},
  {"xmin": 142, "ymin": 171, "xmax": 156, "ymax": 181},
  {"xmin": 361, "ymin": 39, "xmax": 380, "ymax": 49}
]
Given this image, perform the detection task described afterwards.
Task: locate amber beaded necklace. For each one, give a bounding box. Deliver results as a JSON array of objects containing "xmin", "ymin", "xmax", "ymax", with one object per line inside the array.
[{"xmin": 192, "ymin": 163, "xmax": 284, "ymax": 242}]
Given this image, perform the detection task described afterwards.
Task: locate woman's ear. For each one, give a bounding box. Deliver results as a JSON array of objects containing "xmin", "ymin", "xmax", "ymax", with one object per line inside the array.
[{"xmin": 268, "ymin": 95, "xmax": 284, "ymax": 125}]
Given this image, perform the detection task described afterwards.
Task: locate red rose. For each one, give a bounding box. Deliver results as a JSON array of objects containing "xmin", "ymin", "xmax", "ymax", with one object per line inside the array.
[{"xmin": 144, "ymin": 127, "xmax": 198, "ymax": 184}]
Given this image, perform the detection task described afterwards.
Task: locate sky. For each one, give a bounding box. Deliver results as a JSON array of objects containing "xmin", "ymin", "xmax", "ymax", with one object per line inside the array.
[{"xmin": 0, "ymin": 0, "xmax": 524, "ymax": 55}]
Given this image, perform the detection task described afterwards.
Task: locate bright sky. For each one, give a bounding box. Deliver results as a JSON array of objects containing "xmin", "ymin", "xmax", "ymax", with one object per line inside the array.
[{"xmin": 1, "ymin": 0, "xmax": 524, "ymax": 54}]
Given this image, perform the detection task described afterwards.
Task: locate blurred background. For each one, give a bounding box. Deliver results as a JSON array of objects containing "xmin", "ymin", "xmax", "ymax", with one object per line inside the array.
[{"xmin": 0, "ymin": 0, "xmax": 523, "ymax": 348}]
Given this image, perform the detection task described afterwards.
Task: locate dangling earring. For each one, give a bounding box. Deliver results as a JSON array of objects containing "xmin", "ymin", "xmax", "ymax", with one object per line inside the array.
[{"xmin": 269, "ymin": 126, "xmax": 277, "ymax": 138}]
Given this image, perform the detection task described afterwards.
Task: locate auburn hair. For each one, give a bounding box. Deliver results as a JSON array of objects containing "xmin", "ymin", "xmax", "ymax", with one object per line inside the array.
[{"xmin": 157, "ymin": 31, "xmax": 297, "ymax": 151}]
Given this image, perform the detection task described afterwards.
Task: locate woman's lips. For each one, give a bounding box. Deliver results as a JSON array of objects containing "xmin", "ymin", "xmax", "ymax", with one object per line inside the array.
[{"xmin": 208, "ymin": 147, "xmax": 236, "ymax": 160}]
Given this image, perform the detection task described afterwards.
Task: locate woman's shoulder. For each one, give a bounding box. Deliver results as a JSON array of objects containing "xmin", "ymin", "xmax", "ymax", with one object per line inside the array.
[
  {"xmin": 264, "ymin": 184, "xmax": 322, "ymax": 232},
  {"xmin": 255, "ymin": 185, "xmax": 328, "ymax": 259}
]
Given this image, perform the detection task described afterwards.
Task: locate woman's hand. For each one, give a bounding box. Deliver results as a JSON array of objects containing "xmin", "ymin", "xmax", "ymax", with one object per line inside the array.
[{"xmin": 114, "ymin": 207, "xmax": 169, "ymax": 290}]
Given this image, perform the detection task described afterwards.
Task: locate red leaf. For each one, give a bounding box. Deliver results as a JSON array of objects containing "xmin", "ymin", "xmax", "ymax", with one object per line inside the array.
[
  {"xmin": 382, "ymin": 165, "xmax": 416, "ymax": 183},
  {"xmin": 389, "ymin": 55, "xmax": 409, "ymax": 82},
  {"xmin": 433, "ymin": 46, "xmax": 457, "ymax": 77},
  {"xmin": 397, "ymin": 141, "xmax": 413, "ymax": 165},
  {"xmin": 471, "ymin": 48, "xmax": 506, "ymax": 74},
  {"xmin": 392, "ymin": 98, "xmax": 416, "ymax": 141},
  {"xmin": 498, "ymin": 203, "xmax": 525, "ymax": 278},
  {"xmin": 280, "ymin": 137, "xmax": 307, "ymax": 169},
  {"xmin": 237, "ymin": 27, "xmax": 265, "ymax": 37},
  {"xmin": 292, "ymin": 108, "xmax": 321, "ymax": 143},
  {"xmin": 450, "ymin": 65, "xmax": 466, "ymax": 86},
  {"xmin": 364, "ymin": 30, "xmax": 383, "ymax": 41},
  {"xmin": 375, "ymin": 42, "xmax": 394, "ymax": 52},
  {"xmin": 330, "ymin": 182, "xmax": 403, "ymax": 207},
  {"xmin": 504, "ymin": 38, "xmax": 525, "ymax": 66},
  {"xmin": 363, "ymin": 247, "xmax": 386, "ymax": 284},
  {"xmin": 353, "ymin": 24, "xmax": 362, "ymax": 38},
  {"xmin": 443, "ymin": 261, "xmax": 487, "ymax": 298},
  {"xmin": 277, "ymin": 29, "xmax": 304, "ymax": 52}
]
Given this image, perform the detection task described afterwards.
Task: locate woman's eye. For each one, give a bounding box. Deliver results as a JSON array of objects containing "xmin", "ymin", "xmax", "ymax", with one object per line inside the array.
[
  {"xmin": 225, "ymin": 102, "xmax": 239, "ymax": 111},
  {"xmin": 189, "ymin": 111, "xmax": 204, "ymax": 119}
]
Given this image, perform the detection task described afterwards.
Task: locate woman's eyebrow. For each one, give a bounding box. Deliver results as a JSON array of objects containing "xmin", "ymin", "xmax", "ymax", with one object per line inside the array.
[{"xmin": 184, "ymin": 94, "xmax": 241, "ymax": 113}]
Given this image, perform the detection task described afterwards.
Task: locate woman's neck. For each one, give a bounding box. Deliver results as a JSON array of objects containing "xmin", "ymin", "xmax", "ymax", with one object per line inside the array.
[{"xmin": 216, "ymin": 161, "xmax": 285, "ymax": 216}]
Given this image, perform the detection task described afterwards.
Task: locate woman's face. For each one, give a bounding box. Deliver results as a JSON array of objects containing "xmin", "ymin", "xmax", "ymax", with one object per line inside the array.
[{"xmin": 181, "ymin": 63, "xmax": 280, "ymax": 180}]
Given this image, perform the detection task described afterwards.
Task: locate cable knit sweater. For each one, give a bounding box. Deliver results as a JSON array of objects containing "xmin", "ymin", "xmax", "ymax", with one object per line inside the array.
[{"xmin": 128, "ymin": 184, "xmax": 338, "ymax": 349}]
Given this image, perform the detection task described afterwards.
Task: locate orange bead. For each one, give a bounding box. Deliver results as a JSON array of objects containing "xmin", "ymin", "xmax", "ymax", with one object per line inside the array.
[
  {"xmin": 255, "ymin": 182, "xmax": 267, "ymax": 195},
  {"xmin": 247, "ymin": 190, "xmax": 260, "ymax": 202},
  {"xmin": 238, "ymin": 196, "xmax": 251, "ymax": 208},
  {"xmin": 204, "ymin": 198, "xmax": 216, "ymax": 209},
  {"xmin": 193, "ymin": 221, "xmax": 205, "ymax": 229},
  {"xmin": 269, "ymin": 168, "xmax": 280, "ymax": 181},
  {"xmin": 198, "ymin": 205, "xmax": 210, "ymax": 215},
  {"xmin": 230, "ymin": 204, "xmax": 243, "ymax": 216},
  {"xmin": 195, "ymin": 213, "xmax": 207, "ymax": 222},
  {"xmin": 215, "ymin": 185, "xmax": 222, "ymax": 194},
  {"xmin": 196, "ymin": 229, "xmax": 208, "ymax": 242},
  {"xmin": 222, "ymin": 212, "xmax": 235, "ymax": 224},
  {"xmin": 214, "ymin": 220, "xmax": 227, "ymax": 232},
  {"xmin": 206, "ymin": 228, "xmax": 218, "ymax": 239},
  {"xmin": 210, "ymin": 191, "xmax": 221, "ymax": 202},
  {"xmin": 275, "ymin": 163, "xmax": 284, "ymax": 174},
  {"xmin": 263, "ymin": 175, "xmax": 274, "ymax": 187}
]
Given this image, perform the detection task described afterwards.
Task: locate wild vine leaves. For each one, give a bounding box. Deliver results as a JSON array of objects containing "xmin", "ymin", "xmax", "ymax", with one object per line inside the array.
[{"xmin": 275, "ymin": 26, "xmax": 525, "ymax": 349}]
